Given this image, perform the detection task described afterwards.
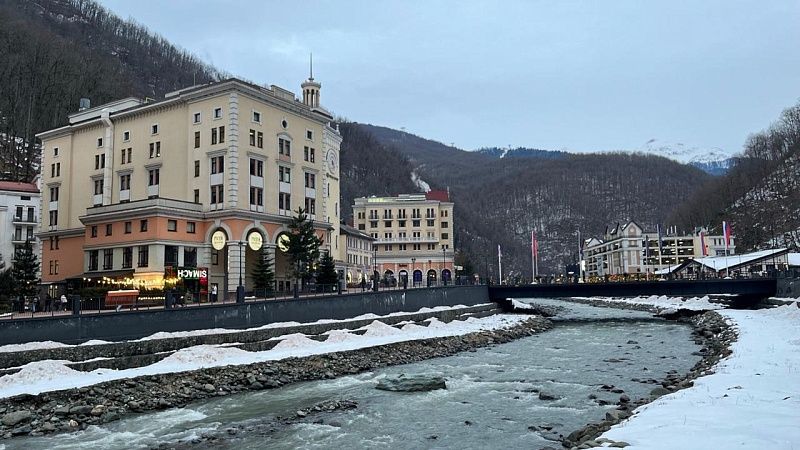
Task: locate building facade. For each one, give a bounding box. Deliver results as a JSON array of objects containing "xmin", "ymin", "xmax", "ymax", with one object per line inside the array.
[
  {"xmin": 582, "ymin": 222, "xmax": 734, "ymax": 279},
  {"xmin": 338, "ymin": 223, "xmax": 375, "ymax": 286},
  {"xmin": 0, "ymin": 180, "xmax": 41, "ymax": 275},
  {"xmin": 352, "ymin": 191, "xmax": 454, "ymax": 286},
  {"xmin": 37, "ymin": 76, "xmax": 341, "ymax": 298}
]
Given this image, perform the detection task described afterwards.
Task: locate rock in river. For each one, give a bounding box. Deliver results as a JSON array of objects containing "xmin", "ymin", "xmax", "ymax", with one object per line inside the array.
[{"xmin": 375, "ymin": 374, "xmax": 447, "ymax": 392}]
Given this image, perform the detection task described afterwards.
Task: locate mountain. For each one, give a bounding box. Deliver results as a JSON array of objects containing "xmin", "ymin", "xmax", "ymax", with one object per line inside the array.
[
  {"xmin": 0, "ymin": 0, "xmax": 222, "ymax": 181},
  {"xmin": 356, "ymin": 124, "xmax": 711, "ymax": 278},
  {"xmin": 477, "ymin": 147, "xmax": 568, "ymax": 160},
  {"xmin": 669, "ymin": 101, "xmax": 800, "ymax": 251},
  {"xmin": 634, "ymin": 139, "xmax": 734, "ymax": 175}
]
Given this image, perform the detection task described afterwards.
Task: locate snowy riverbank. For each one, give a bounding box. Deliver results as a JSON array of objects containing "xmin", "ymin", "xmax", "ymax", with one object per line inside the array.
[{"xmin": 595, "ymin": 300, "xmax": 800, "ymax": 449}]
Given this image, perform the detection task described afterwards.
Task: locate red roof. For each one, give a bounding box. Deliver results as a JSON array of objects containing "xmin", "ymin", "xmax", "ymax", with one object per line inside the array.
[
  {"xmin": 425, "ymin": 190, "xmax": 449, "ymax": 202},
  {"xmin": 0, "ymin": 181, "xmax": 38, "ymax": 194}
]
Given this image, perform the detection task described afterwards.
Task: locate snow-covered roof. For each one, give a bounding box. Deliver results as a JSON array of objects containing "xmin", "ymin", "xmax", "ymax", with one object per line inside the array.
[
  {"xmin": 788, "ymin": 253, "xmax": 800, "ymax": 267},
  {"xmin": 690, "ymin": 248, "xmax": 788, "ymax": 271}
]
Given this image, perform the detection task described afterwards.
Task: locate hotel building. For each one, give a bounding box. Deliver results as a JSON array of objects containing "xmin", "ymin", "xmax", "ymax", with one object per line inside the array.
[
  {"xmin": 352, "ymin": 191, "xmax": 454, "ymax": 286},
  {"xmin": 582, "ymin": 221, "xmax": 734, "ymax": 279},
  {"xmin": 37, "ymin": 75, "xmax": 341, "ymax": 298},
  {"xmin": 338, "ymin": 223, "xmax": 375, "ymax": 286},
  {"xmin": 0, "ymin": 180, "xmax": 41, "ymax": 275}
]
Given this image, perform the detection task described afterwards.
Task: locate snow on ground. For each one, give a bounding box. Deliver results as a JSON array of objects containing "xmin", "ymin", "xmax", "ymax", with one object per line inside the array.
[
  {"xmin": 0, "ymin": 304, "xmax": 485, "ymax": 353},
  {"xmin": 0, "ymin": 314, "xmax": 527, "ymax": 399},
  {"xmin": 511, "ymin": 299, "xmax": 537, "ymax": 311},
  {"xmin": 576, "ymin": 295, "xmax": 723, "ymax": 311},
  {"xmin": 599, "ymin": 303, "xmax": 800, "ymax": 449}
]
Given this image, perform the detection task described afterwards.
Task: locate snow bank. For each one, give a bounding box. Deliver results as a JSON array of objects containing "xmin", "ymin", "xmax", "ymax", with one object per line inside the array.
[
  {"xmin": 600, "ymin": 302, "xmax": 800, "ymax": 449},
  {"xmin": 582, "ymin": 295, "xmax": 723, "ymax": 311},
  {"xmin": 0, "ymin": 314, "xmax": 528, "ymax": 398},
  {"xmin": 0, "ymin": 341, "xmax": 69, "ymax": 353}
]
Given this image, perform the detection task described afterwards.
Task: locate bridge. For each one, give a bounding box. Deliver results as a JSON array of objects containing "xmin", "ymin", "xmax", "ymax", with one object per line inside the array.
[{"xmin": 488, "ymin": 278, "xmax": 778, "ymax": 304}]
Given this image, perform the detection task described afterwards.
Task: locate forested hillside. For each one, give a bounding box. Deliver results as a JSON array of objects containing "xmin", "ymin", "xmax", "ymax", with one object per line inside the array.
[
  {"xmin": 358, "ymin": 124, "xmax": 710, "ymax": 278},
  {"xmin": 670, "ymin": 101, "xmax": 800, "ymax": 250},
  {"xmin": 0, "ymin": 0, "xmax": 221, "ymax": 181}
]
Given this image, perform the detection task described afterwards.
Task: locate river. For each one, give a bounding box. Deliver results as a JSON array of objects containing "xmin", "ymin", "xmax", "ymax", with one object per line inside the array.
[{"xmin": 7, "ymin": 299, "xmax": 702, "ymax": 450}]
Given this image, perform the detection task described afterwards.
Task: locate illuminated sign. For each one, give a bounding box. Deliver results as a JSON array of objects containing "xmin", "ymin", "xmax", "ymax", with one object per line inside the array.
[
  {"xmin": 248, "ymin": 232, "xmax": 263, "ymax": 251},
  {"xmin": 211, "ymin": 230, "xmax": 227, "ymax": 250}
]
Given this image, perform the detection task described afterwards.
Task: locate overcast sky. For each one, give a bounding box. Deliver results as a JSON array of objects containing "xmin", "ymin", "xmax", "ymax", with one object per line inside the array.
[{"xmin": 101, "ymin": 0, "xmax": 800, "ymax": 155}]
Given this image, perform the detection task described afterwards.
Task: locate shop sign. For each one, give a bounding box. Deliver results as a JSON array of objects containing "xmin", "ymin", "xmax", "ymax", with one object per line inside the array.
[
  {"xmin": 248, "ymin": 232, "xmax": 263, "ymax": 251},
  {"xmin": 211, "ymin": 230, "xmax": 227, "ymax": 250}
]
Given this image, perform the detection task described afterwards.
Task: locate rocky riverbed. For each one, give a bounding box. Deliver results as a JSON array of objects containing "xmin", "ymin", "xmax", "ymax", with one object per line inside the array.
[
  {"xmin": 558, "ymin": 309, "xmax": 736, "ymax": 449},
  {"xmin": 0, "ymin": 316, "xmax": 551, "ymax": 439}
]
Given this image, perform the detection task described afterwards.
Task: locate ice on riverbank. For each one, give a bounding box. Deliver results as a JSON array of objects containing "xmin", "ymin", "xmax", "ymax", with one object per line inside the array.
[
  {"xmin": 599, "ymin": 302, "xmax": 800, "ymax": 449},
  {"xmin": 578, "ymin": 295, "xmax": 723, "ymax": 311}
]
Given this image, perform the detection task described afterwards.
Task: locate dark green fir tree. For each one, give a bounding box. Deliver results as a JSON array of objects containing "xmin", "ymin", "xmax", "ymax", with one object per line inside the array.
[
  {"xmin": 287, "ymin": 207, "xmax": 323, "ymax": 286},
  {"xmin": 12, "ymin": 240, "xmax": 39, "ymax": 298},
  {"xmin": 251, "ymin": 247, "xmax": 275, "ymax": 296},
  {"xmin": 315, "ymin": 251, "xmax": 339, "ymax": 291}
]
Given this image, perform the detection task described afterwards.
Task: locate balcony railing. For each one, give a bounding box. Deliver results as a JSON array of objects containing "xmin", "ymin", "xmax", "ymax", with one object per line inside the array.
[{"xmin": 375, "ymin": 236, "xmax": 439, "ymax": 244}]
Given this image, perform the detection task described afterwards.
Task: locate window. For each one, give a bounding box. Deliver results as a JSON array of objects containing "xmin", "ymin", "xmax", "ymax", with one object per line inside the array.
[
  {"xmin": 310, "ymin": 148, "xmax": 315, "ymax": 162},
  {"xmin": 214, "ymin": 108, "xmax": 222, "ymax": 119},
  {"xmin": 250, "ymin": 187, "xmax": 263, "ymax": 206},
  {"xmin": 94, "ymin": 154, "xmax": 105, "ymax": 170},
  {"xmin": 250, "ymin": 159, "xmax": 263, "ymax": 177},
  {"xmin": 184, "ymin": 247, "xmax": 197, "ymax": 267},
  {"xmin": 304, "ymin": 172, "xmax": 315, "ymax": 188},
  {"xmin": 211, "ymin": 126, "xmax": 225, "ymax": 144},
  {"xmin": 90, "ymin": 225, "xmax": 97, "ymax": 238},
  {"xmin": 398, "ymin": 220, "xmax": 406, "ymax": 227},
  {"xmin": 103, "ymin": 249, "xmax": 113, "ymax": 270},
  {"xmin": 140, "ymin": 219, "xmax": 148, "ymax": 232},
  {"xmin": 211, "ymin": 155, "xmax": 224, "ymax": 174},
  {"xmin": 193, "ymin": 189, "xmax": 200, "ymax": 203},
  {"xmin": 412, "ymin": 219, "xmax": 420, "ymax": 227},
  {"xmin": 279, "ymin": 138, "xmax": 291, "ymax": 156},
  {"xmin": 122, "ymin": 247, "xmax": 133, "ymax": 269},
  {"xmin": 148, "ymin": 168, "xmax": 160, "ymax": 186},
  {"xmin": 253, "ymin": 111, "xmax": 261, "ymax": 123},
  {"xmin": 14, "ymin": 206, "xmax": 22, "ymax": 220},
  {"xmin": 249, "ymin": 129, "xmax": 256, "ymax": 146},
  {"xmin": 278, "ymin": 192, "xmax": 291, "ymax": 211},
  {"xmin": 120, "ymin": 174, "xmax": 131, "ymax": 191},
  {"xmin": 123, "ymin": 131, "xmax": 130, "ymax": 142},
  {"xmin": 257, "ymin": 132, "xmax": 263, "ymax": 149},
  {"xmin": 167, "ymin": 219, "xmax": 177, "ymax": 232},
  {"xmin": 279, "ymin": 166, "xmax": 291, "ymax": 183},
  {"xmin": 137, "ymin": 245, "xmax": 149, "ymax": 267},
  {"xmin": 193, "ymin": 112, "xmax": 201, "ymax": 124},
  {"xmin": 305, "ymin": 197, "xmax": 316, "ymax": 214},
  {"xmin": 26, "ymin": 207, "xmax": 34, "ymax": 222},
  {"xmin": 306, "ymin": 130, "xmax": 313, "ymax": 140},
  {"xmin": 219, "ymin": 126, "xmax": 225, "ymax": 143},
  {"xmin": 194, "ymin": 131, "xmax": 200, "ymax": 148},
  {"xmin": 97, "ymin": 137, "xmax": 103, "ymax": 147},
  {"xmin": 49, "ymin": 210, "xmax": 58, "ymax": 226},
  {"xmin": 149, "ymin": 141, "xmax": 161, "ymax": 158},
  {"xmin": 88, "ymin": 250, "xmax": 99, "ymax": 271},
  {"xmin": 187, "ymin": 222, "xmax": 196, "ymax": 234},
  {"xmin": 26, "ymin": 226, "xmax": 33, "ymax": 240},
  {"xmin": 211, "ymin": 128, "xmax": 217, "ymax": 145},
  {"xmin": 123, "ymin": 147, "xmax": 132, "ymax": 164},
  {"xmin": 442, "ymin": 233, "xmax": 449, "ymax": 240},
  {"xmin": 151, "ymin": 124, "xmax": 159, "ymax": 135},
  {"xmin": 53, "ymin": 147, "xmax": 59, "ymax": 157},
  {"xmin": 105, "ymin": 224, "xmax": 112, "ymax": 236},
  {"xmin": 427, "ymin": 219, "xmax": 435, "ymax": 227},
  {"xmin": 384, "ymin": 220, "xmax": 392, "ymax": 228},
  {"xmin": 165, "ymin": 245, "xmax": 179, "ymax": 266},
  {"xmin": 441, "ymin": 222, "xmax": 449, "ymax": 228},
  {"xmin": 210, "ymin": 184, "xmax": 224, "ymax": 204},
  {"xmin": 194, "ymin": 160, "xmax": 200, "ymax": 177},
  {"xmin": 94, "ymin": 179, "xmax": 104, "ymax": 195},
  {"xmin": 304, "ymin": 146, "xmax": 309, "ymax": 161},
  {"xmin": 125, "ymin": 221, "xmax": 132, "ymax": 234}
]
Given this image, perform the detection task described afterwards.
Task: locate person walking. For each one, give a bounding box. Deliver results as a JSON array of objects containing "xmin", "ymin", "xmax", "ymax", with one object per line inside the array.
[
  {"xmin": 60, "ymin": 294, "xmax": 68, "ymax": 311},
  {"xmin": 211, "ymin": 284, "xmax": 218, "ymax": 303}
]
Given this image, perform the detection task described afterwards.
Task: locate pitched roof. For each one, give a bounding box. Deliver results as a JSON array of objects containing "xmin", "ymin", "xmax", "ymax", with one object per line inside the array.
[
  {"xmin": 688, "ymin": 248, "xmax": 788, "ymax": 271},
  {"xmin": 0, "ymin": 181, "xmax": 38, "ymax": 194}
]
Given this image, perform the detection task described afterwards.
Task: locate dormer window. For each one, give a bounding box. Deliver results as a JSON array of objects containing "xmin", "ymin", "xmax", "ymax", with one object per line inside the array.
[
  {"xmin": 253, "ymin": 111, "xmax": 261, "ymax": 123},
  {"xmin": 151, "ymin": 124, "xmax": 159, "ymax": 135},
  {"xmin": 122, "ymin": 131, "xmax": 130, "ymax": 142},
  {"xmin": 214, "ymin": 108, "xmax": 222, "ymax": 119},
  {"xmin": 97, "ymin": 137, "xmax": 103, "ymax": 147},
  {"xmin": 193, "ymin": 112, "xmax": 201, "ymax": 124}
]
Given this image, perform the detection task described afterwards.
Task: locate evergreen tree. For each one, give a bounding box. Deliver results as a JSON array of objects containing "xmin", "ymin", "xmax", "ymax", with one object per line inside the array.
[
  {"xmin": 287, "ymin": 207, "xmax": 323, "ymax": 286},
  {"xmin": 12, "ymin": 240, "xmax": 39, "ymax": 298},
  {"xmin": 251, "ymin": 247, "xmax": 275, "ymax": 296},
  {"xmin": 315, "ymin": 251, "xmax": 339, "ymax": 291}
]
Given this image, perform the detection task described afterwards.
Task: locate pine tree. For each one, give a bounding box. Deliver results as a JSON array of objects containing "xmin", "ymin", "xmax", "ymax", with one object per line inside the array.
[
  {"xmin": 315, "ymin": 251, "xmax": 339, "ymax": 291},
  {"xmin": 12, "ymin": 240, "xmax": 39, "ymax": 298},
  {"xmin": 251, "ymin": 247, "xmax": 275, "ymax": 296},
  {"xmin": 287, "ymin": 207, "xmax": 323, "ymax": 286}
]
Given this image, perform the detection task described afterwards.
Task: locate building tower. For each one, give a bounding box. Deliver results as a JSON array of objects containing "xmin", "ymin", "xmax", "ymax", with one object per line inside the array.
[{"xmin": 302, "ymin": 54, "xmax": 321, "ymax": 108}]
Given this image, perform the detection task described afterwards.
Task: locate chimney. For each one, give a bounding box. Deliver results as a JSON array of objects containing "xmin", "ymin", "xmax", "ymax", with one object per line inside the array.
[{"xmin": 79, "ymin": 98, "xmax": 91, "ymax": 111}]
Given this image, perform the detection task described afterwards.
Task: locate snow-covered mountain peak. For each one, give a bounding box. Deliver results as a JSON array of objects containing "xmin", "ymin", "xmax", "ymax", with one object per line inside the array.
[{"xmin": 638, "ymin": 138, "xmax": 732, "ymax": 165}]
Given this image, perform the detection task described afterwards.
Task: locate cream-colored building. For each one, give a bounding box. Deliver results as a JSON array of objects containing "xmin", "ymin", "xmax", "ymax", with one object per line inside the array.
[
  {"xmin": 352, "ymin": 191, "xmax": 454, "ymax": 286},
  {"xmin": 37, "ymin": 75, "xmax": 341, "ymax": 298},
  {"xmin": 0, "ymin": 180, "xmax": 41, "ymax": 276},
  {"xmin": 338, "ymin": 223, "xmax": 375, "ymax": 286},
  {"xmin": 582, "ymin": 222, "xmax": 734, "ymax": 279}
]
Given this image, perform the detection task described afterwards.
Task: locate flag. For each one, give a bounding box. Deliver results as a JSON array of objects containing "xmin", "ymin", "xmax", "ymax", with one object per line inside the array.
[
  {"xmin": 722, "ymin": 221, "xmax": 732, "ymax": 248},
  {"xmin": 656, "ymin": 224, "xmax": 664, "ymax": 256},
  {"xmin": 531, "ymin": 232, "xmax": 539, "ymax": 259},
  {"xmin": 498, "ymin": 244, "xmax": 502, "ymax": 259},
  {"xmin": 699, "ymin": 230, "xmax": 707, "ymax": 257},
  {"xmin": 644, "ymin": 235, "xmax": 650, "ymax": 258}
]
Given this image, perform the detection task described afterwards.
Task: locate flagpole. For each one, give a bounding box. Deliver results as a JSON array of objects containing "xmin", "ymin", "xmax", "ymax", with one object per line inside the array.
[
  {"xmin": 498, "ymin": 244, "xmax": 503, "ymax": 285},
  {"xmin": 531, "ymin": 232, "xmax": 535, "ymax": 283}
]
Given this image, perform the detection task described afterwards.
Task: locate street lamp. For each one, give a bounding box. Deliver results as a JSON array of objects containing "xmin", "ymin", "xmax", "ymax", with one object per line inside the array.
[
  {"xmin": 236, "ymin": 241, "xmax": 245, "ymax": 303},
  {"xmin": 411, "ymin": 257, "xmax": 416, "ymax": 287},
  {"xmin": 372, "ymin": 244, "xmax": 378, "ymax": 291}
]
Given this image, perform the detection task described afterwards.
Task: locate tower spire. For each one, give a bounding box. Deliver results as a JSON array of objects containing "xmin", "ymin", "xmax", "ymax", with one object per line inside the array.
[{"xmin": 309, "ymin": 53, "xmax": 314, "ymax": 81}]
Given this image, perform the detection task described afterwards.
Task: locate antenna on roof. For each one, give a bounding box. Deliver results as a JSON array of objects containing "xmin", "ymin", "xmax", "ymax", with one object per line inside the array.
[{"xmin": 309, "ymin": 53, "xmax": 314, "ymax": 81}]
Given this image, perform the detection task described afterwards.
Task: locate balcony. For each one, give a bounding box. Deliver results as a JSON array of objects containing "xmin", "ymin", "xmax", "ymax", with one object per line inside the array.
[
  {"xmin": 12, "ymin": 216, "xmax": 36, "ymax": 225},
  {"xmin": 375, "ymin": 236, "xmax": 439, "ymax": 244}
]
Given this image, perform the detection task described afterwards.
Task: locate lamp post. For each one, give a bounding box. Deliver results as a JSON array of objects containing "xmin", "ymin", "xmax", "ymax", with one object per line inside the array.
[
  {"xmin": 372, "ymin": 244, "xmax": 378, "ymax": 292},
  {"xmin": 236, "ymin": 241, "xmax": 245, "ymax": 303},
  {"xmin": 411, "ymin": 257, "xmax": 416, "ymax": 287},
  {"xmin": 442, "ymin": 246, "xmax": 447, "ymax": 286}
]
